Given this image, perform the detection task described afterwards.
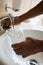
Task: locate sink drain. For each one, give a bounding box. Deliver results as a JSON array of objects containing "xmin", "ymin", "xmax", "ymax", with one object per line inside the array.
[
  {"xmin": 27, "ymin": 59, "xmax": 39, "ymax": 65},
  {"xmin": 30, "ymin": 59, "xmax": 38, "ymax": 65}
]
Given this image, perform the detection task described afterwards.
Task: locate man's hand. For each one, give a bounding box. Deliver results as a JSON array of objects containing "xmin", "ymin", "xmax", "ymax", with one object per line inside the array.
[
  {"xmin": 12, "ymin": 37, "xmax": 43, "ymax": 58},
  {"xmin": 1, "ymin": 16, "xmax": 21, "ymax": 30},
  {"xmin": 1, "ymin": 18, "xmax": 11, "ymax": 30}
]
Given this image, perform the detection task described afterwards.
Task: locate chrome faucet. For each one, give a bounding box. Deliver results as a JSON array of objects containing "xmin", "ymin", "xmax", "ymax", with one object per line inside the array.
[
  {"xmin": 0, "ymin": 4, "xmax": 15, "ymax": 31},
  {"xmin": 5, "ymin": 4, "xmax": 15, "ymax": 29},
  {"xmin": 5, "ymin": 4, "xmax": 13, "ymax": 12},
  {"xmin": 5, "ymin": 4, "xmax": 19, "ymax": 12}
]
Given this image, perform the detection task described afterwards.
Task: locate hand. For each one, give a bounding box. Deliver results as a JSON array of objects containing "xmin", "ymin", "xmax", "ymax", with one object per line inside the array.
[
  {"xmin": 12, "ymin": 37, "xmax": 43, "ymax": 58},
  {"xmin": 1, "ymin": 16, "xmax": 21, "ymax": 30},
  {"xmin": 1, "ymin": 18, "xmax": 11, "ymax": 30}
]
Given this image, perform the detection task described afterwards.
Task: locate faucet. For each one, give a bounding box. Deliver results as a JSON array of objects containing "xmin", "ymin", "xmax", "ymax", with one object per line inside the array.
[
  {"xmin": 5, "ymin": 4, "xmax": 19, "ymax": 12},
  {"xmin": 5, "ymin": 4, "xmax": 15, "ymax": 29},
  {"xmin": 0, "ymin": 13, "xmax": 14, "ymax": 31},
  {"xmin": 5, "ymin": 4, "xmax": 13, "ymax": 12},
  {"xmin": 0, "ymin": 4, "xmax": 15, "ymax": 31}
]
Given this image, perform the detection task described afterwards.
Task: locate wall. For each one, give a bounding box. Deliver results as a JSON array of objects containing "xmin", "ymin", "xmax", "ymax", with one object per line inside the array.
[
  {"xmin": 0, "ymin": 0, "xmax": 42, "ymax": 16},
  {"xmin": 0, "ymin": 0, "xmax": 12, "ymax": 17},
  {"xmin": 0, "ymin": 0, "xmax": 7, "ymax": 17}
]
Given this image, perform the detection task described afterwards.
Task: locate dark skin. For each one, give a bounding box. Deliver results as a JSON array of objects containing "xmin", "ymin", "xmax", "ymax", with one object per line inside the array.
[
  {"xmin": 1, "ymin": 1, "xmax": 43, "ymax": 57},
  {"xmin": 12, "ymin": 37, "xmax": 43, "ymax": 58}
]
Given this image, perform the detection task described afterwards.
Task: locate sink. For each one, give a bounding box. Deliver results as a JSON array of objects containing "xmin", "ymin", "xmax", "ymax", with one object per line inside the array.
[
  {"xmin": 23, "ymin": 30, "xmax": 43, "ymax": 65},
  {"xmin": 0, "ymin": 29, "xmax": 43, "ymax": 65}
]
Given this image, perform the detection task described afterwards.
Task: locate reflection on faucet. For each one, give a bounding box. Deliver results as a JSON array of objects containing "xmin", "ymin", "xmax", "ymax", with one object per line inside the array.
[{"xmin": 5, "ymin": 4, "xmax": 13, "ymax": 12}]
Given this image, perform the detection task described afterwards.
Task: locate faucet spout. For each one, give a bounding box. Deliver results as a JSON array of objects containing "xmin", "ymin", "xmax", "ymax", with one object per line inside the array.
[{"xmin": 8, "ymin": 14, "xmax": 14, "ymax": 29}]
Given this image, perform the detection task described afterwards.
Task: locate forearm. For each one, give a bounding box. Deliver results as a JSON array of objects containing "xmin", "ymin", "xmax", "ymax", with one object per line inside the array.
[{"xmin": 20, "ymin": 1, "xmax": 43, "ymax": 22}]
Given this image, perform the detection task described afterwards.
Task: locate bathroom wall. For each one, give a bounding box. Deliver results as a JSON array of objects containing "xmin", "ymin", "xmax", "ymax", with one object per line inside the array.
[
  {"xmin": 0, "ymin": 0, "xmax": 31, "ymax": 17},
  {"xmin": 11, "ymin": 0, "xmax": 42, "ymax": 15},
  {"xmin": 0, "ymin": 0, "xmax": 7, "ymax": 17},
  {"xmin": 0, "ymin": 0, "xmax": 42, "ymax": 16},
  {"xmin": 0, "ymin": 0, "xmax": 12, "ymax": 17}
]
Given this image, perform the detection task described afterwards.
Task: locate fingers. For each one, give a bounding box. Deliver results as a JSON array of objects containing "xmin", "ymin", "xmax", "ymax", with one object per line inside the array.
[
  {"xmin": 1, "ymin": 18, "xmax": 11, "ymax": 26},
  {"xmin": 2, "ymin": 25, "xmax": 11, "ymax": 30},
  {"xmin": 12, "ymin": 44, "xmax": 19, "ymax": 48},
  {"xmin": 12, "ymin": 43, "xmax": 23, "ymax": 55},
  {"xmin": 11, "ymin": 42, "xmax": 26, "ymax": 56},
  {"xmin": 13, "ymin": 46, "xmax": 29, "ymax": 57},
  {"xmin": 12, "ymin": 43, "xmax": 22, "ymax": 49},
  {"xmin": 11, "ymin": 37, "xmax": 37, "ymax": 58},
  {"xmin": 1, "ymin": 18, "xmax": 11, "ymax": 30},
  {"xmin": 11, "ymin": 40, "xmax": 30, "ymax": 57},
  {"xmin": 11, "ymin": 38, "xmax": 33, "ymax": 57},
  {"xmin": 13, "ymin": 47, "xmax": 22, "ymax": 55},
  {"xmin": 11, "ymin": 41, "xmax": 26, "ymax": 48},
  {"xmin": 11, "ymin": 37, "xmax": 43, "ymax": 58}
]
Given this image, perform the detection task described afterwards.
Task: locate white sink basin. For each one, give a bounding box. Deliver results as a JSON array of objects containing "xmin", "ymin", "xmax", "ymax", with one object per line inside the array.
[
  {"xmin": 23, "ymin": 30, "xmax": 43, "ymax": 65},
  {"xmin": 0, "ymin": 29, "xmax": 43, "ymax": 65}
]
